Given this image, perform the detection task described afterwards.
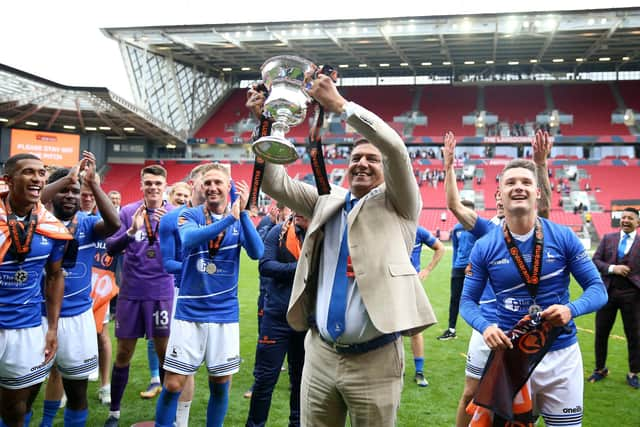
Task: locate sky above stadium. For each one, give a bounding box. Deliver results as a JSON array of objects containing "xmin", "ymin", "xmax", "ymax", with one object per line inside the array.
[{"xmin": 0, "ymin": 0, "xmax": 636, "ymax": 104}]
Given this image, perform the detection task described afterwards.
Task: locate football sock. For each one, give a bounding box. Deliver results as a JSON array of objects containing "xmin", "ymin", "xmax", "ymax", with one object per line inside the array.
[
  {"xmin": 110, "ymin": 365, "xmax": 130, "ymax": 411},
  {"xmin": 155, "ymin": 388, "xmax": 180, "ymax": 427},
  {"xmin": 207, "ymin": 380, "xmax": 230, "ymax": 427}
]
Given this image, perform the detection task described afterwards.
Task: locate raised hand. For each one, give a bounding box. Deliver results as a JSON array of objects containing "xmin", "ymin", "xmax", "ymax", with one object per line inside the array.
[
  {"xmin": 153, "ymin": 206, "xmax": 167, "ymax": 222},
  {"xmin": 443, "ymin": 131, "xmax": 456, "ymax": 170},
  {"xmin": 305, "ymin": 73, "xmax": 346, "ymax": 114},
  {"xmin": 246, "ymin": 86, "xmax": 266, "ymax": 118},
  {"xmin": 230, "ymin": 199, "xmax": 240, "ymax": 220},
  {"xmin": 80, "ymin": 150, "xmax": 97, "ymax": 185},
  {"xmin": 130, "ymin": 205, "xmax": 145, "ymax": 233},
  {"xmin": 532, "ymin": 130, "xmax": 552, "ymax": 165},
  {"xmin": 67, "ymin": 159, "xmax": 83, "ymax": 185},
  {"xmin": 235, "ymin": 180, "xmax": 250, "ymax": 212}
]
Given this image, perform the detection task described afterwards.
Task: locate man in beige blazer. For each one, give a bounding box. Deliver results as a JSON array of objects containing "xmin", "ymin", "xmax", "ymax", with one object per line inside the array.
[{"xmin": 247, "ymin": 72, "xmax": 437, "ymax": 427}]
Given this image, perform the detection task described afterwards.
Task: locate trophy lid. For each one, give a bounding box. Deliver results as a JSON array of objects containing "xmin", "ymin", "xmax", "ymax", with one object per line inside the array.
[{"xmin": 260, "ymin": 55, "xmax": 314, "ymax": 87}]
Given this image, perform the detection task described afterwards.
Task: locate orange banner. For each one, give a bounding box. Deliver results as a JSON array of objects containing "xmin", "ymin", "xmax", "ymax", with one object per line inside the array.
[
  {"xmin": 91, "ymin": 267, "xmax": 119, "ymax": 334},
  {"xmin": 10, "ymin": 129, "xmax": 80, "ymax": 167}
]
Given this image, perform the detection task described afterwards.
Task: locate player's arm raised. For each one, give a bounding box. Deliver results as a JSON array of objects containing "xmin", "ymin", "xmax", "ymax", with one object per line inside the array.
[{"xmin": 444, "ymin": 131, "xmax": 478, "ymax": 230}]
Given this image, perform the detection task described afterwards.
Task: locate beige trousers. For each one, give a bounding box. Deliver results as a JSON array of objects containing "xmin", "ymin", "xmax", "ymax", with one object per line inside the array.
[{"xmin": 300, "ymin": 329, "xmax": 404, "ymax": 427}]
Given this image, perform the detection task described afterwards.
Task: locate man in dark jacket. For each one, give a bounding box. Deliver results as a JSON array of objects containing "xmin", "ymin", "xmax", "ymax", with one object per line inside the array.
[
  {"xmin": 246, "ymin": 212, "xmax": 309, "ymax": 427},
  {"xmin": 590, "ymin": 207, "xmax": 640, "ymax": 388}
]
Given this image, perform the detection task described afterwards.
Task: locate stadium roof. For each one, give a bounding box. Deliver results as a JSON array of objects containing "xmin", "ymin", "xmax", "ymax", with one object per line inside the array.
[
  {"xmin": 103, "ymin": 7, "xmax": 640, "ymax": 81},
  {"xmin": 0, "ymin": 63, "xmax": 183, "ymax": 144}
]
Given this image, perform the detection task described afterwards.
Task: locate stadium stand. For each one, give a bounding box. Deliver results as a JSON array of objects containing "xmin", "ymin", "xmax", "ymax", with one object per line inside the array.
[
  {"xmin": 343, "ymin": 85, "xmax": 415, "ymax": 123},
  {"xmin": 589, "ymin": 211, "xmax": 617, "ymax": 236},
  {"xmin": 581, "ymin": 165, "xmax": 640, "ymax": 210},
  {"xmin": 415, "ymin": 85, "xmax": 477, "ymax": 137},
  {"xmin": 618, "ymin": 81, "xmax": 640, "ymax": 112},
  {"xmin": 192, "ymin": 82, "xmax": 640, "ymax": 144},
  {"xmin": 551, "ymin": 83, "xmax": 630, "ymax": 135},
  {"xmin": 194, "ymin": 90, "xmax": 251, "ymax": 142},
  {"xmin": 484, "ymin": 85, "xmax": 546, "ymax": 127}
]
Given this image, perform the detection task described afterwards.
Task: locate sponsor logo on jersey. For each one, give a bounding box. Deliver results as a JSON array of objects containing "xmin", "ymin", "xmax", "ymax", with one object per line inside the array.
[
  {"xmin": 562, "ymin": 405, "xmax": 582, "ymax": 414},
  {"xmin": 504, "ymin": 297, "xmax": 534, "ymax": 312},
  {"xmin": 490, "ymin": 258, "xmax": 510, "ymax": 265},
  {"xmin": 197, "ymin": 258, "xmax": 207, "ymax": 273}
]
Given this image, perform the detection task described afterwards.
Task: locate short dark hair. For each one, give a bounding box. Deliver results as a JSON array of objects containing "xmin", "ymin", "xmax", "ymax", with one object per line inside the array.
[
  {"xmin": 501, "ymin": 159, "xmax": 538, "ymax": 184},
  {"xmin": 3, "ymin": 153, "xmax": 41, "ymax": 177},
  {"xmin": 47, "ymin": 168, "xmax": 71, "ymax": 184},
  {"xmin": 623, "ymin": 207, "xmax": 639, "ymax": 217},
  {"xmin": 140, "ymin": 165, "xmax": 167, "ymax": 179},
  {"xmin": 352, "ymin": 138, "xmax": 370, "ymax": 148}
]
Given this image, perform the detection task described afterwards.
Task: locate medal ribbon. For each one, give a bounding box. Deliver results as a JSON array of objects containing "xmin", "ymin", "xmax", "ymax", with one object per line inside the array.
[
  {"xmin": 307, "ymin": 103, "xmax": 331, "ymax": 195},
  {"xmin": 5, "ymin": 198, "xmax": 37, "ymax": 264},
  {"xmin": 143, "ymin": 205, "xmax": 160, "ymax": 245},
  {"xmin": 245, "ymin": 115, "xmax": 272, "ymax": 211},
  {"xmin": 306, "ymin": 65, "xmax": 338, "ymax": 196},
  {"xmin": 204, "ymin": 206, "xmax": 226, "ymax": 258},
  {"xmin": 503, "ymin": 218, "xmax": 544, "ymax": 303}
]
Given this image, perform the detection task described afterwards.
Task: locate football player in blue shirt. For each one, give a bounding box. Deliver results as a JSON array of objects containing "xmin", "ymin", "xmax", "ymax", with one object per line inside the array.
[
  {"xmin": 38, "ymin": 152, "xmax": 120, "ymax": 427},
  {"xmin": 409, "ymin": 226, "xmax": 445, "ymax": 387},
  {"xmin": 155, "ymin": 164, "xmax": 263, "ymax": 427},
  {"xmin": 444, "ymin": 130, "xmax": 552, "ymax": 426},
  {"xmin": 157, "ymin": 163, "xmax": 212, "ymax": 427},
  {"xmin": 460, "ymin": 158, "xmax": 607, "ymax": 426},
  {"xmin": 0, "ymin": 154, "xmax": 72, "ymax": 427},
  {"xmin": 438, "ymin": 202, "xmax": 478, "ymax": 341}
]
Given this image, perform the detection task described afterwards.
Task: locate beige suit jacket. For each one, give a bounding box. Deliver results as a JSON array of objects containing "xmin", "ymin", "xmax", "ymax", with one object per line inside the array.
[{"xmin": 262, "ymin": 102, "xmax": 437, "ymax": 336}]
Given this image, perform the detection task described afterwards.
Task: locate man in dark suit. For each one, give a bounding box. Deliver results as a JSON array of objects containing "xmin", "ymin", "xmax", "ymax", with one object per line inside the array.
[{"xmin": 591, "ymin": 207, "xmax": 640, "ymax": 388}]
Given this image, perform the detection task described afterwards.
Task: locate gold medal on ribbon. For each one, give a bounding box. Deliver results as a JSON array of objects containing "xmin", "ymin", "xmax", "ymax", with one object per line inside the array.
[
  {"xmin": 528, "ymin": 304, "xmax": 542, "ymax": 315},
  {"xmin": 14, "ymin": 269, "xmax": 28, "ymax": 284}
]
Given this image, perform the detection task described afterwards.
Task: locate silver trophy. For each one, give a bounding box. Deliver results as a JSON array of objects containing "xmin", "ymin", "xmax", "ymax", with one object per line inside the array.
[{"xmin": 252, "ymin": 55, "xmax": 314, "ymax": 164}]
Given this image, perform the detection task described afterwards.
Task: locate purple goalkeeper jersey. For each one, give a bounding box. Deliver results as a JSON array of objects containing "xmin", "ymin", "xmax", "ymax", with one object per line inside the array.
[{"xmin": 106, "ymin": 200, "xmax": 175, "ymax": 300}]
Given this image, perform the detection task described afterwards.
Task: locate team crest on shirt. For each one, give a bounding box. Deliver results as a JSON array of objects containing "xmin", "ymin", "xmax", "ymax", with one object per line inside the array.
[
  {"xmin": 40, "ymin": 236, "xmax": 48, "ymax": 245},
  {"xmin": 546, "ymin": 250, "xmax": 559, "ymax": 263}
]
